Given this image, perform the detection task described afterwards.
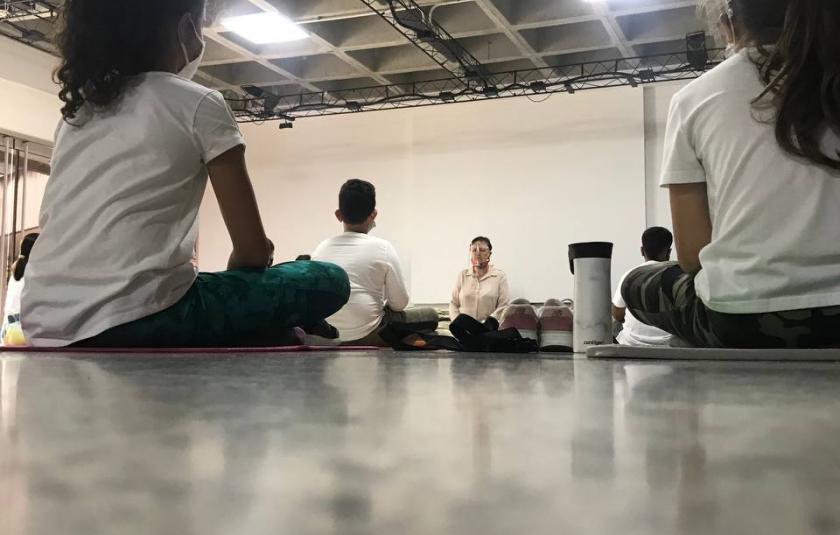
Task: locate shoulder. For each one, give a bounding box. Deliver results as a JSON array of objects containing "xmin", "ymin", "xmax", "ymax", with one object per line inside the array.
[
  {"xmin": 138, "ymin": 73, "xmax": 222, "ymax": 113},
  {"xmin": 491, "ymin": 267, "xmax": 507, "ymax": 279},
  {"xmin": 370, "ymin": 235, "xmax": 397, "ymax": 254},
  {"xmin": 141, "ymin": 73, "xmax": 215, "ymax": 98},
  {"xmin": 619, "ymin": 261, "xmax": 654, "ymax": 283},
  {"xmin": 313, "ymin": 236, "xmax": 339, "ymax": 254},
  {"xmin": 672, "ymin": 52, "xmax": 757, "ymax": 109}
]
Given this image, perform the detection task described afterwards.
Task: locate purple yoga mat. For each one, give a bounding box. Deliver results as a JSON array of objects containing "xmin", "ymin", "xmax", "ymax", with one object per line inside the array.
[{"xmin": 0, "ymin": 345, "xmax": 381, "ymax": 354}]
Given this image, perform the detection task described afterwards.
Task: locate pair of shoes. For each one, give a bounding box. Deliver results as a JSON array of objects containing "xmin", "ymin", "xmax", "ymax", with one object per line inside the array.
[
  {"xmin": 499, "ymin": 299, "xmax": 539, "ymax": 342},
  {"xmin": 538, "ymin": 299, "xmax": 574, "ymax": 352},
  {"xmin": 301, "ymin": 320, "xmax": 340, "ymax": 346},
  {"xmin": 499, "ymin": 299, "xmax": 574, "ymax": 352}
]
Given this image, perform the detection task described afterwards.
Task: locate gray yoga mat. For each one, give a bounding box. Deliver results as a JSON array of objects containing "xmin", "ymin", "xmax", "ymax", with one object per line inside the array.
[{"xmin": 587, "ymin": 344, "xmax": 840, "ymax": 362}]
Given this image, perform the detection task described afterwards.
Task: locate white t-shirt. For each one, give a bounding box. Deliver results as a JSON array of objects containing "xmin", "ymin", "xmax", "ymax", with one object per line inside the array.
[
  {"xmin": 1, "ymin": 276, "xmax": 25, "ymax": 346},
  {"xmin": 23, "ymin": 73, "xmax": 244, "ymax": 346},
  {"xmin": 312, "ymin": 232, "xmax": 410, "ymax": 341},
  {"xmin": 662, "ymin": 49, "xmax": 840, "ymax": 314},
  {"xmin": 4, "ymin": 276, "xmax": 24, "ymax": 321},
  {"xmin": 613, "ymin": 261, "xmax": 673, "ymax": 347}
]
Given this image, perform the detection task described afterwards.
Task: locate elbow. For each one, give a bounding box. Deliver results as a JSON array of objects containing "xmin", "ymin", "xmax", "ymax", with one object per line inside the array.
[
  {"xmin": 678, "ymin": 257, "xmax": 702, "ymax": 275},
  {"xmin": 229, "ymin": 245, "xmax": 273, "ymax": 270},
  {"xmin": 389, "ymin": 301, "xmax": 408, "ymax": 313}
]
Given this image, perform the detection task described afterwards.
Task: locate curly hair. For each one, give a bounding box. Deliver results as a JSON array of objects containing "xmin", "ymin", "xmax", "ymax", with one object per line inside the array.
[
  {"xmin": 698, "ymin": 0, "xmax": 840, "ymax": 170},
  {"xmin": 55, "ymin": 0, "xmax": 206, "ymax": 122}
]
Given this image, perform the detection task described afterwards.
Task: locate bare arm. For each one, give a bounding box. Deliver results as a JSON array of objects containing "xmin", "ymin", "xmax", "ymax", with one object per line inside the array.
[
  {"xmin": 669, "ymin": 182, "xmax": 712, "ymax": 274},
  {"xmin": 207, "ymin": 145, "xmax": 274, "ymax": 270},
  {"xmin": 612, "ymin": 305, "xmax": 626, "ymax": 323}
]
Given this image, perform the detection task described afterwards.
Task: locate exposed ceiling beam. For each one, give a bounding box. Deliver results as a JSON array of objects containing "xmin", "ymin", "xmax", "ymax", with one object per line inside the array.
[
  {"xmin": 470, "ymin": 0, "xmax": 548, "ymax": 69},
  {"xmin": 203, "ymin": 29, "xmax": 323, "ymax": 92},
  {"xmin": 237, "ymin": 0, "xmax": 400, "ymax": 91}
]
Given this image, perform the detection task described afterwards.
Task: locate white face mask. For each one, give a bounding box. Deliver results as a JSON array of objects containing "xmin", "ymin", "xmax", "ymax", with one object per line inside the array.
[{"xmin": 178, "ymin": 16, "xmax": 205, "ymax": 80}]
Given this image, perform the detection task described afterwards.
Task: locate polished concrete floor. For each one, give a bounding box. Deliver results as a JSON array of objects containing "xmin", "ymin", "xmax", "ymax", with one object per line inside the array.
[{"xmin": 2, "ymin": 351, "xmax": 840, "ymax": 535}]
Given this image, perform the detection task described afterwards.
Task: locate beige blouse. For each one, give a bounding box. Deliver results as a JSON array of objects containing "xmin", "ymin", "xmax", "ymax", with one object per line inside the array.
[{"xmin": 449, "ymin": 266, "xmax": 510, "ymax": 322}]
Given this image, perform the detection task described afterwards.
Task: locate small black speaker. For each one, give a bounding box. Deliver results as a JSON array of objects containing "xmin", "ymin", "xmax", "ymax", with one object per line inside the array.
[{"xmin": 686, "ymin": 31, "xmax": 708, "ymax": 70}]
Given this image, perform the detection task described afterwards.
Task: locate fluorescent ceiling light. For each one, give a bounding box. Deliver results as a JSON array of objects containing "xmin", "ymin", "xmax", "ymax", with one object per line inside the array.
[{"xmin": 221, "ymin": 13, "xmax": 308, "ymax": 44}]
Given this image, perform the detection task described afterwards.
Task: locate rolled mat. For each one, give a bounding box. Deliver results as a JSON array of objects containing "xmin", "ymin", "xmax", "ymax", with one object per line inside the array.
[
  {"xmin": 0, "ymin": 345, "xmax": 381, "ymax": 354},
  {"xmin": 587, "ymin": 344, "xmax": 840, "ymax": 362}
]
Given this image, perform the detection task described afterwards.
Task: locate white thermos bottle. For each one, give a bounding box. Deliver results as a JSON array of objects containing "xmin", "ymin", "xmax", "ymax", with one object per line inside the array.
[{"xmin": 568, "ymin": 242, "xmax": 614, "ymax": 353}]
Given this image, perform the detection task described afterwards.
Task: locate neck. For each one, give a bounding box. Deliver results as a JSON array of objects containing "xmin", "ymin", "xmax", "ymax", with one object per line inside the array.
[
  {"xmin": 151, "ymin": 43, "xmax": 184, "ymax": 74},
  {"xmin": 344, "ymin": 224, "xmax": 369, "ymax": 234},
  {"xmin": 473, "ymin": 264, "xmax": 489, "ymax": 275}
]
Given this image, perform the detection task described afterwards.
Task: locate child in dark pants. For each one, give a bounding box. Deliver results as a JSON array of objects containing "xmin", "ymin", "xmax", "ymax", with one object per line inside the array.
[
  {"xmin": 23, "ymin": 0, "xmax": 348, "ymax": 347},
  {"xmin": 623, "ymin": 0, "xmax": 840, "ymax": 348}
]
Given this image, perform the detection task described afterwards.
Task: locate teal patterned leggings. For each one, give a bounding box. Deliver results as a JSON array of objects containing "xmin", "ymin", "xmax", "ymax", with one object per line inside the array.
[{"xmin": 76, "ymin": 261, "xmax": 350, "ymax": 348}]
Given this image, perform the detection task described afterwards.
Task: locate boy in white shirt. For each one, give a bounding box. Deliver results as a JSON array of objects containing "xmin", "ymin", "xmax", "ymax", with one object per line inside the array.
[
  {"xmin": 612, "ymin": 227, "xmax": 674, "ymax": 347},
  {"xmin": 313, "ymin": 180, "xmax": 438, "ymax": 345}
]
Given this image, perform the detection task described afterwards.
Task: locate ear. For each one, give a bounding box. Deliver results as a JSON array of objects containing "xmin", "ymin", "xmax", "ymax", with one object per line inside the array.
[
  {"xmin": 640, "ymin": 246, "xmax": 645, "ymax": 257},
  {"xmin": 719, "ymin": 12, "xmax": 736, "ymax": 45},
  {"xmin": 370, "ymin": 209, "xmax": 378, "ymax": 221},
  {"xmin": 335, "ymin": 209, "xmax": 344, "ymax": 223}
]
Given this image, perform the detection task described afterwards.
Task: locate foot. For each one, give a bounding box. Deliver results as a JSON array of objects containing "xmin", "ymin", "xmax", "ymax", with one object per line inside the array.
[{"xmin": 302, "ymin": 320, "xmax": 340, "ymax": 346}]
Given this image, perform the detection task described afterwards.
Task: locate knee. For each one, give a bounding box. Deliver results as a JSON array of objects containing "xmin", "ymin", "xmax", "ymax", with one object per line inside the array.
[
  {"xmin": 620, "ymin": 265, "xmax": 648, "ymax": 310},
  {"xmin": 310, "ymin": 261, "xmax": 351, "ymax": 303}
]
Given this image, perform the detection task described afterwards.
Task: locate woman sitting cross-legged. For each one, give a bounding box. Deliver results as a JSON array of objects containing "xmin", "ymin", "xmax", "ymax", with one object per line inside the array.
[
  {"xmin": 22, "ymin": 0, "xmax": 349, "ymax": 347},
  {"xmin": 449, "ymin": 236, "xmax": 510, "ymax": 324},
  {"xmin": 621, "ymin": 0, "xmax": 840, "ymax": 348}
]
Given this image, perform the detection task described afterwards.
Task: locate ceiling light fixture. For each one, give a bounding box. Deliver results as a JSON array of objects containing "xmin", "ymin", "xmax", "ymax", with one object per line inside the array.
[{"xmin": 222, "ymin": 13, "xmax": 308, "ymax": 44}]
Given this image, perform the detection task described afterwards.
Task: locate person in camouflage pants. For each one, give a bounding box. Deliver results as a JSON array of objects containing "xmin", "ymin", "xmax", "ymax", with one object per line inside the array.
[
  {"xmin": 76, "ymin": 261, "xmax": 350, "ymax": 348},
  {"xmin": 621, "ymin": 262, "xmax": 840, "ymax": 349}
]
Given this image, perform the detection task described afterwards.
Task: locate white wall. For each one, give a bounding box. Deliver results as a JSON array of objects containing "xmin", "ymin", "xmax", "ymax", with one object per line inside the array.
[
  {"xmin": 0, "ymin": 36, "xmax": 61, "ymax": 143},
  {"xmin": 200, "ymin": 87, "xmax": 648, "ymax": 304},
  {"xmin": 643, "ymin": 81, "xmax": 688, "ymax": 229},
  {"xmin": 0, "ymin": 33, "xmax": 688, "ymax": 303}
]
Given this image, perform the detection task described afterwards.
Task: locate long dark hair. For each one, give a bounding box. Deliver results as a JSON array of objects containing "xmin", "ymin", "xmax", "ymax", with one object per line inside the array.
[
  {"xmin": 13, "ymin": 233, "xmax": 39, "ymax": 282},
  {"xmin": 55, "ymin": 0, "xmax": 205, "ymax": 122},
  {"xmin": 732, "ymin": 0, "xmax": 840, "ymax": 170}
]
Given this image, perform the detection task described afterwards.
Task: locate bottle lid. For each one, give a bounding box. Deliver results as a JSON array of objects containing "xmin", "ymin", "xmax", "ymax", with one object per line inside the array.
[{"xmin": 568, "ymin": 242, "xmax": 613, "ymax": 274}]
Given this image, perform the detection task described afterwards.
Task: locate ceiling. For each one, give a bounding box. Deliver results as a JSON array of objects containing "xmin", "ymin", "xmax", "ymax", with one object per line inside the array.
[{"xmin": 1, "ymin": 0, "xmax": 709, "ymax": 98}]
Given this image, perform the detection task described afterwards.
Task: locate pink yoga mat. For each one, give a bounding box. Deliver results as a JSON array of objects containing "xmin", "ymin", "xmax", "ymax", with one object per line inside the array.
[{"xmin": 0, "ymin": 345, "xmax": 381, "ymax": 354}]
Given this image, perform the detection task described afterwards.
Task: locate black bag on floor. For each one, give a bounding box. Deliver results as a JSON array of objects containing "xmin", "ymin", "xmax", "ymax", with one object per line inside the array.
[
  {"xmin": 378, "ymin": 322, "xmax": 463, "ymax": 351},
  {"xmin": 449, "ymin": 315, "xmax": 539, "ymax": 354}
]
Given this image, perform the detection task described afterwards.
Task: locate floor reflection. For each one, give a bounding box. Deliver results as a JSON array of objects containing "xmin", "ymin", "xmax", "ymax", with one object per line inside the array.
[{"xmin": 3, "ymin": 355, "xmax": 840, "ymax": 535}]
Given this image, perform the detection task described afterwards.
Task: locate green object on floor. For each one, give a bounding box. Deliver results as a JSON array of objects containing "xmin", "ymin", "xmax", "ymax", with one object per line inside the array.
[{"xmin": 76, "ymin": 261, "xmax": 350, "ymax": 348}]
